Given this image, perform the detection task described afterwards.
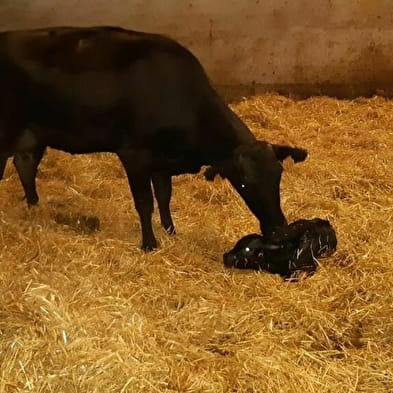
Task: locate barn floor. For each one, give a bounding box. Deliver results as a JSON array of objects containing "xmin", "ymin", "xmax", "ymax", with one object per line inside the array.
[{"xmin": 1, "ymin": 94, "xmax": 392, "ymax": 393}]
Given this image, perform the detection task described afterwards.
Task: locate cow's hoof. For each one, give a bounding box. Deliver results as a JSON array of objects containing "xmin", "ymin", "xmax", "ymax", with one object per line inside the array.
[
  {"xmin": 26, "ymin": 195, "xmax": 39, "ymax": 206},
  {"xmin": 165, "ymin": 225, "xmax": 176, "ymax": 235},
  {"xmin": 142, "ymin": 240, "xmax": 158, "ymax": 252}
]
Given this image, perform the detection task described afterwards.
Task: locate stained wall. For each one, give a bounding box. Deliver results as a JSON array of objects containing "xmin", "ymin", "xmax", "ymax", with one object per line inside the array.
[{"xmin": 1, "ymin": 0, "xmax": 392, "ymax": 96}]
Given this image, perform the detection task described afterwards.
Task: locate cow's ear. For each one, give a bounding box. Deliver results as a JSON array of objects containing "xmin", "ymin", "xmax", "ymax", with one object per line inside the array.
[
  {"xmin": 204, "ymin": 166, "xmax": 221, "ymax": 181},
  {"xmin": 271, "ymin": 144, "xmax": 308, "ymax": 163},
  {"xmin": 290, "ymin": 147, "xmax": 308, "ymax": 163},
  {"xmin": 204, "ymin": 163, "xmax": 232, "ymax": 181}
]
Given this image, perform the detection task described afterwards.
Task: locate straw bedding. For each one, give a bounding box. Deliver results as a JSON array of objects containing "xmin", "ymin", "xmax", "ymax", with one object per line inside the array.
[{"xmin": 0, "ymin": 94, "xmax": 392, "ymax": 392}]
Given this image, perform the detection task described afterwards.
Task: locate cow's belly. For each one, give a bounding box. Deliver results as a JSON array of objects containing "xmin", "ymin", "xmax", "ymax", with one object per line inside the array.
[
  {"xmin": 150, "ymin": 149, "xmax": 205, "ymax": 175},
  {"xmin": 26, "ymin": 124, "xmax": 123, "ymax": 154}
]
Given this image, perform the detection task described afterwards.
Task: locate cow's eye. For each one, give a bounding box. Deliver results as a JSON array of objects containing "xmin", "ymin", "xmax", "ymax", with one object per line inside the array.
[
  {"xmin": 241, "ymin": 184, "xmax": 246, "ymax": 189},
  {"xmin": 244, "ymin": 247, "xmax": 251, "ymax": 253}
]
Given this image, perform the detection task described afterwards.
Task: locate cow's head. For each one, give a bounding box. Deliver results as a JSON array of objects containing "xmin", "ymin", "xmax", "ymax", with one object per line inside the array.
[{"xmin": 205, "ymin": 141, "xmax": 307, "ymax": 235}]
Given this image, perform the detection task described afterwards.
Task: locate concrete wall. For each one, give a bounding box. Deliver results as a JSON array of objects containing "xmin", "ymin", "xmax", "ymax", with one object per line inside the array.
[{"xmin": 1, "ymin": 0, "xmax": 393, "ymax": 96}]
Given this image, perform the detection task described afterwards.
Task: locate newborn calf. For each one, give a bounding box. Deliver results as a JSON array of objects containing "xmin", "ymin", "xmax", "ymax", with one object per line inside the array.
[{"xmin": 223, "ymin": 218, "xmax": 337, "ymax": 279}]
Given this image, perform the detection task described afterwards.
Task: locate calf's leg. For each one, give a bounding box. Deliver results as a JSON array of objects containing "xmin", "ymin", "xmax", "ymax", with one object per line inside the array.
[
  {"xmin": 152, "ymin": 172, "xmax": 175, "ymax": 234},
  {"xmin": 13, "ymin": 147, "xmax": 45, "ymax": 206},
  {"xmin": 118, "ymin": 151, "xmax": 157, "ymax": 251}
]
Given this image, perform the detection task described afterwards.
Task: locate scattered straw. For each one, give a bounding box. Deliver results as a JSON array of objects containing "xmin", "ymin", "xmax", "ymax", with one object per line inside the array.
[{"xmin": 1, "ymin": 94, "xmax": 392, "ymax": 392}]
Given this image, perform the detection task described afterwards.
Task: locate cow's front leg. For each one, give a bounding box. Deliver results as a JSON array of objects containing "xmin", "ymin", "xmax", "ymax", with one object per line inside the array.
[
  {"xmin": 13, "ymin": 147, "xmax": 45, "ymax": 206},
  {"xmin": 152, "ymin": 172, "xmax": 175, "ymax": 234},
  {"xmin": 118, "ymin": 151, "xmax": 157, "ymax": 251}
]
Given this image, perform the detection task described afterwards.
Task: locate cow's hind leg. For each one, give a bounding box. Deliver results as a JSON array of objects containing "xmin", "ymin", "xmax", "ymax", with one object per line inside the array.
[
  {"xmin": 0, "ymin": 153, "xmax": 8, "ymax": 180},
  {"xmin": 13, "ymin": 147, "xmax": 45, "ymax": 206},
  {"xmin": 152, "ymin": 172, "xmax": 176, "ymax": 234},
  {"xmin": 117, "ymin": 151, "xmax": 157, "ymax": 251}
]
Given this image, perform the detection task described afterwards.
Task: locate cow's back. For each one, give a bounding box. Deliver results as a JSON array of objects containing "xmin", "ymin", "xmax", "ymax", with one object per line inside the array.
[
  {"xmin": 0, "ymin": 26, "xmax": 253, "ymax": 158},
  {"xmin": 0, "ymin": 26, "xmax": 193, "ymax": 70}
]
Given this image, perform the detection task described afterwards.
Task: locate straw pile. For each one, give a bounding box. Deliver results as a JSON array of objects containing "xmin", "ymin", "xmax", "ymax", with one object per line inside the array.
[{"xmin": 0, "ymin": 94, "xmax": 392, "ymax": 393}]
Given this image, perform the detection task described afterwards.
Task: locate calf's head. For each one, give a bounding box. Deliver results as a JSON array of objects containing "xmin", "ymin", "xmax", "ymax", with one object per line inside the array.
[{"xmin": 223, "ymin": 234, "xmax": 268, "ymax": 269}]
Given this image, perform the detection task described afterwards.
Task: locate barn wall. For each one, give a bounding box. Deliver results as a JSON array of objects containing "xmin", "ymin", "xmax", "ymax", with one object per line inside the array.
[{"xmin": 1, "ymin": 0, "xmax": 392, "ymax": 96}]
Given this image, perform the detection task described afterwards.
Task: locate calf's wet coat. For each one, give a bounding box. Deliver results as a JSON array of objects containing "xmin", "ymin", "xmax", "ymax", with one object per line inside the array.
[{"xmin": 224, "ymin": 218, "xmax": 338, "ymax": 280}]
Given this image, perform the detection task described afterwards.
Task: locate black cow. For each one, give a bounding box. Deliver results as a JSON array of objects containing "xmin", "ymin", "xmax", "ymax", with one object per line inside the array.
[{"xmin": 0, "ymin": 26, "xmax": 305, "ymax": 250}]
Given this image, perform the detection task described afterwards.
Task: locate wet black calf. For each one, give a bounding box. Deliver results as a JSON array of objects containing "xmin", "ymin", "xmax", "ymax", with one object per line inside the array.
[{"xmin": 223, "ymin": 218, "xmax": 337, "ymax": 279}]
